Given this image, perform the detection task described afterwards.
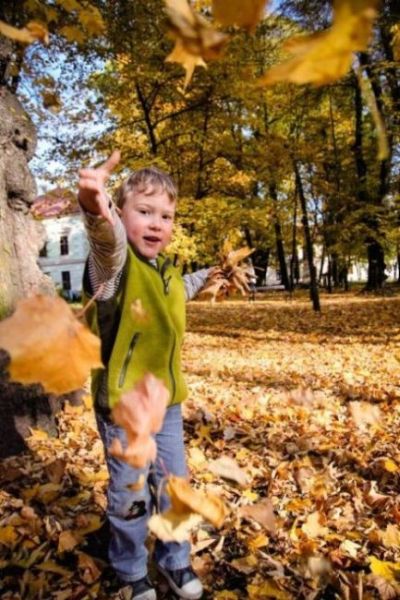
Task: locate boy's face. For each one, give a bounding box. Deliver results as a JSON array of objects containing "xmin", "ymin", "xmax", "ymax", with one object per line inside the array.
[{"xmin": 121, "ymin": 188, "xmax": 175, "ymax": 259}]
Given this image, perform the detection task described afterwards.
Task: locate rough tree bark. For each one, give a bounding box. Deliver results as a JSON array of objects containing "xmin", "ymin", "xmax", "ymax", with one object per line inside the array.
[{"xmin": 0, "ymin": 37, "xmax": 71, "ymax": 458}]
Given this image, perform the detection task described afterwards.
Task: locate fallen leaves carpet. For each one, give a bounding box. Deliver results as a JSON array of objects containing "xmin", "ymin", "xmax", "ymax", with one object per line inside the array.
[{"xmin": 1, "ymin": 293, "xmax": 400, "ymax": 599}]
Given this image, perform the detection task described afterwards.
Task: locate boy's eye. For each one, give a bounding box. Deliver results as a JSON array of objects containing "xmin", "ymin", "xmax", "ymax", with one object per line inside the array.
[
  {"xmin": 163, "ymin": 214, "xmax": 172, "ymax": 220},
  {"xmin": 139, "ymin": 209, "xmax": 150, "ymax": 215}
]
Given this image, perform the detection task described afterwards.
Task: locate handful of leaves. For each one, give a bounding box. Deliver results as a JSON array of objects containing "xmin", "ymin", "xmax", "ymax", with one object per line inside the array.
[{"xmin": 200, "ymin": 242, "xmax": 255, "ymax": 302}]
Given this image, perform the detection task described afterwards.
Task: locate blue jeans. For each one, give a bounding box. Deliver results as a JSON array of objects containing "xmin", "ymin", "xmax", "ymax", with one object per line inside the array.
[{"xmin": 97, "ymin": 404, "xmax": 191, "ymax": 583}]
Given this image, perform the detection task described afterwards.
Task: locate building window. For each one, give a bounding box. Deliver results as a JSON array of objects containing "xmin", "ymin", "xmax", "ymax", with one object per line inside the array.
[
  {"xmin": 39, "ymin": 242, "xmax": 48, "ymax": 258},
  {"xmin": 60, "ymin": 235, "xmax": 69, "ymax": 255},
  {"xmin": 61, "ymin": 271, "xmax": 71, "ymax": 291}
]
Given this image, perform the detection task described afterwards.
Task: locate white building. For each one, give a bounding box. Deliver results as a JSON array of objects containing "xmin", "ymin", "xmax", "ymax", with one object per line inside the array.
[{"xmin": 37, "ymin": 209, "xmax": 89, "ymax": 299}]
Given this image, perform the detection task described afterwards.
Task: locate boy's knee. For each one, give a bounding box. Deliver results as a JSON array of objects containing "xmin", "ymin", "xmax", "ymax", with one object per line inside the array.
[{"xmin": 109, "ymin": 490, "xmax": 148, "ymax": 521}]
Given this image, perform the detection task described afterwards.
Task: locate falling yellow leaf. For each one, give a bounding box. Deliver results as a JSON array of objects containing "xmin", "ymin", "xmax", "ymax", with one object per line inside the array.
[
  {"xmin": 168, "ymin": 475, "xmax": 229, "ymax": 528},
  {"xmin": 259, "ymin": 0, "xmax": 380, "ymax": 86},
  {"xmin": 148, "ymin": 509, "xmax": 203, "ymax": 542},
  {"xmin": 0, "ymin": 20, "xmax": 49, "ymax": 45},
  {"xmin": 212, "ymin": 0, "xmax": 269, "ymax": 32},
  {"xmin": 164, "ymin": 0, "xmax": 227, "ymax": 88},
  {"xmin": 0, "ymin": 295, "xmax": 102, "ymax": 394}
]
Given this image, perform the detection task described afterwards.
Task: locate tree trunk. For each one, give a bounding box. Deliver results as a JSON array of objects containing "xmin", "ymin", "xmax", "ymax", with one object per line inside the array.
[
  {"xmin": 293, "ymin": 161, "xmax": 321, "ymax": 312},
  {"xmin": 269, "ymin": 183, "xmax": 291, "ymax": 290},
  {"xmin": 0, "ymin": 38, "xmax": 64, "ymax": 457}
]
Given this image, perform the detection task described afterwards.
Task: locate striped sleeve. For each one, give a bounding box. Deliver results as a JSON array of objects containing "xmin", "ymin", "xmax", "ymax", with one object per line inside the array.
[
  {"xmin": 82, "ymin": 203, "xmax": 127, "ymax": 300},
  {"xmin": 183, "ymin": 268, "xmax": 211, "ymax": 301}
]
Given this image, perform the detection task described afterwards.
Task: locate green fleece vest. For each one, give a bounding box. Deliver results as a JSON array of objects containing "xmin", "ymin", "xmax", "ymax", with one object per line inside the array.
[{"xmin": 83, "ymin": 246, "xmax": 187, "ymax": 412}]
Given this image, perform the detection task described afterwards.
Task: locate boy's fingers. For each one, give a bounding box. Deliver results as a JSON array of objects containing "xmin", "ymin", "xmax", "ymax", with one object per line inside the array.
[{"xmin": 100, "ymin": 150, "xmax": 121, "ymax": 178}]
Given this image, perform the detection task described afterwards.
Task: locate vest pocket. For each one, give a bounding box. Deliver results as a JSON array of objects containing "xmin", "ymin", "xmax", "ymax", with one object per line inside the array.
[{"xmin": 119, "ymin": 332, "xmax": 141, "ymax": 388}]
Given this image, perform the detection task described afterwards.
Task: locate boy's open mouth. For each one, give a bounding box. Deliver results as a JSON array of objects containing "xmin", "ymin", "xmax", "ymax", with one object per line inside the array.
[{"xmin": 143, "ymin": 235, "xmax": 161, "ymax": 243}]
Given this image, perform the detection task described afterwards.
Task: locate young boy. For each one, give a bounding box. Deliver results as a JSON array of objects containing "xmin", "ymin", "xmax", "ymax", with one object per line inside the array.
[{"xmin": 78, "ymin": 151, "xmax": 209, "ymax": 600}]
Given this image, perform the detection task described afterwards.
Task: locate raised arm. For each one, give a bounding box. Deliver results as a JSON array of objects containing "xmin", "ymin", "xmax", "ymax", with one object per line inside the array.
[{"xmin": 78, "ymin": 151, "xmax": 127, "ymax": 298}]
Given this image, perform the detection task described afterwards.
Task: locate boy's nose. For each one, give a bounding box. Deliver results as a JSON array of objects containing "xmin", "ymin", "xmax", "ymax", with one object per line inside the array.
[{"xmin": 150, "ymin": 216, "xmax": 162, "ymax": 230}]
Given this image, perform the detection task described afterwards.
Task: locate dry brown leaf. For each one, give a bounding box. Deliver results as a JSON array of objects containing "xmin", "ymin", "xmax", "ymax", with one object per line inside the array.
[
  {"xmin": 239, "ymin": 499, "xmax": 276, "ymax": 534},
  {"xmin": 212, "ymin": 0, "xmax": 269, "ymax": 32},
  {"xmin": 209, "ymin": 455, "xmax": 249, "ymax": 488},
  {"xmin": 259, "ymin": 0, "xmax": 380, "ymax": 86},
  {"xmin": 109, "ymin": 373, "xmax": 169, "ymax": 468},
  {"xmin": 381, "ymin": 524, "xmax": 400, "ymax": 550},
  {"xmin": 165, "ymin": 0, "xmax": 227, "ymax": 88},
  {"xmin": 0, "ymin": 20, "xmax": 49, "ymax": 45},
  {"xmin": 0, "ymin": 295, "xmax": 102, "ymax": 394}
]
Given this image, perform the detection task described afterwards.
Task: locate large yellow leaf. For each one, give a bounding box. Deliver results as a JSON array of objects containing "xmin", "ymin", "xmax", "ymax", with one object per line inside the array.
[
  {"xmin": 212, "ymin": 0, "xmax": 269, "ymax": 32},
  {"xmin": 0, "ymin": 295, "xmax": 102, "ymax": 394},
  {"xmin": 0, "ymin": 20, "xmax": 49, "ymax": 45},
  {"xmin": 165, "ymin": 0, "xmax": 227, "ymax": 88},
  {"xmin": 259, "ymin": 0, "xmax": 381, "ymax": 86}
]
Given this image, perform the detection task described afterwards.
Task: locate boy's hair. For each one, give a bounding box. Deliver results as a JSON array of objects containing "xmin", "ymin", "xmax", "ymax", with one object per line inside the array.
[{"xmin": 116, "ymin": 166, "xmax": 177, "ymax": 208}]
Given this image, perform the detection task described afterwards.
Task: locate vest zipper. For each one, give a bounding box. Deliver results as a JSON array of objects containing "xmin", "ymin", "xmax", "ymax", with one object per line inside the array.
[
  {"xmin": 169, "ymin": 333, "xmax": 176, "ymax": 402},
  {"xmin": 119, "ymin": 333, "xmax": 140, "ymax": 388}
]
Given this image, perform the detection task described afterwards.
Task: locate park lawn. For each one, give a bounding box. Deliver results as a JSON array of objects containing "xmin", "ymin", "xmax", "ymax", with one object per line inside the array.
[{"xmin": 1, "ymin": 293, "xmax": 400, "ymax": 599}]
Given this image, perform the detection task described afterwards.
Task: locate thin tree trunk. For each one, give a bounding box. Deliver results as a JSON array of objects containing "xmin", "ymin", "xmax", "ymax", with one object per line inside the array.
[
  {"xmin": 269, "ymin": 183, "xmax": 290, "ymax": 290},
  {"xmin": 293, "ymin": 161, "xmax": 321, "ymax": 312}
]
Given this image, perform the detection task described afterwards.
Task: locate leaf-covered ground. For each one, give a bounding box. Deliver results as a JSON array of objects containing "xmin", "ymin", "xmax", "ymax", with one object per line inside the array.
[{"xmin": 1, "ymin": 293, "xmax": 400, "ymax": 599}]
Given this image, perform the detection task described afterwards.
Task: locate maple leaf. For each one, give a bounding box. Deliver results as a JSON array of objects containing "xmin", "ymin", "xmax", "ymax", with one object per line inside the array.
[
  {"xmin": 212, "ymin": 0, "xmax": 270, "ymax": 32},
  {"xmin": 164, "ymin": 0, "xmax": 227, "ymax": 88},
  {"xmin": 0, "ymin": 295, "xmax": 102, "ymax": 394},
  {"xmin": 258, "ymin": 0, "xmax": 380, "ymax": 86},
  {"xmin": 109, "ymin": 373, "xmax": 169, "ymax": 468},
  {"xmin": 0, "ymin": 20, "xmax": 49, "ymax": 45}
]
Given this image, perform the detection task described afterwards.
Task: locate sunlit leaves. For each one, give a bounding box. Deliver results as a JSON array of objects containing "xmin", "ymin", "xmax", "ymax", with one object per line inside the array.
[
  {"xmin": 200, "ymin": 243, "xmax": 254, "ymax": 301},
  {"xmin": 259, "ymin": 0, "xmax": 381, "ymax": 86},
  {"xmin": 0, "ymin": 295, "xmax": 102, "ymax": 394}
]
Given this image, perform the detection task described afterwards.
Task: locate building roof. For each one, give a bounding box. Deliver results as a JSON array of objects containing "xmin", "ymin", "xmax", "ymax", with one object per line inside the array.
[{"xmin": 31, "ymin": 188, "xmax": 80, "ymax": 219}]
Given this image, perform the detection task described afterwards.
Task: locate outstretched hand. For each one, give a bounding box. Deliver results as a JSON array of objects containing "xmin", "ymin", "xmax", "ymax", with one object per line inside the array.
[{"xmin": 78, "ymin": 150, "xmax": 121, "ymax": 226}]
